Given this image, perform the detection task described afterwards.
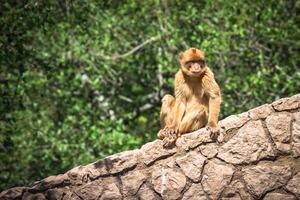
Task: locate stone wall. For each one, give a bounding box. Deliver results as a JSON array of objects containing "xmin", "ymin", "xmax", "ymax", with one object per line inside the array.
[{"xmin": 1, "ymin": 94, "xmax": 300, "ymax": 200}]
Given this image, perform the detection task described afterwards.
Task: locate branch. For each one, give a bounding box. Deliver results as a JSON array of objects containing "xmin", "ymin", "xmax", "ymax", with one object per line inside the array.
[{"xmin": 99, "ymin": 35, "xmax": 162, "ymax": 60}]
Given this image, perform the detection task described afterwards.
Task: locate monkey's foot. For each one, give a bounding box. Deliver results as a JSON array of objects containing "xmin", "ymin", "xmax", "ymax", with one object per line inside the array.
[
  {"xmin": 157, "ymin": 128, "xmax": 167, "ymax": 139},
  {"xmin": 157, "ymin": 127, "xmax": 176, "ymax": 140},
  {"xmin": 206, "ymin": 126, "xmax": 220, "ymax": 141},
  {"xmin": 162, "ymin": 128, "xmax": 178, "ymax": 147},
  {"xmin": 163, "ymin": 134, "xmax": 177, "ymax": 147}
]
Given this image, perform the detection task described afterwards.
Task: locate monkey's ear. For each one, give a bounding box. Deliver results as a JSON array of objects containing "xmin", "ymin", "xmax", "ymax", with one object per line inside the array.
[{"xmin": 178, "ymin": 52, "xmax": 184, "ymax": 60}]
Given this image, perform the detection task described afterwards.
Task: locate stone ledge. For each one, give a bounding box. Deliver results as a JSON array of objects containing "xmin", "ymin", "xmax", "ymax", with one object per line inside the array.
[{"xmin": 1, "ymin": 94, "xmax": 300, "ymax": 200}]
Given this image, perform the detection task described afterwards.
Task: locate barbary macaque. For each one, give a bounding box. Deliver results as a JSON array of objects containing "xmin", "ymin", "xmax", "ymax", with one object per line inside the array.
[{"xmin": 158, "ymin": 48, "xmax": 221, "ymax": 147}]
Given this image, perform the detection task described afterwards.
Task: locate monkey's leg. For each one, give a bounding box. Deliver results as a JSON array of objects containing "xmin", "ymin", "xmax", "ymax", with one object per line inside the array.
[
  {"xmin": 163, "ymin": 108, "xmax": 207, "ymax": 147},
  {"xmin": 158, "ymin": 95, "xmax": 175, "ymax": 139},
  {"xmin": 178, "ymin": 109, "xmax": 207, "ymax": 134}
]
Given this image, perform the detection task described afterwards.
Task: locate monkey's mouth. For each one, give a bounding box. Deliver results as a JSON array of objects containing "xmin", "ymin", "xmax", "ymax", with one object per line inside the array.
[{"xmin": 190, "ymin": 65, "xmax": 202, "ymax": 73}]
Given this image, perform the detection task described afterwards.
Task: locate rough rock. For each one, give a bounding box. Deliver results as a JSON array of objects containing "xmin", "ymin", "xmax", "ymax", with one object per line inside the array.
[
  {"xmin": 249, "ymin": 104, "xmax": 274, "ymax": 120},
  {"xmin": 221, "ymin": 180, "xmax": 253, "ymax": 200},
  {"xmin": 272, "ymin": 94, "xmax": 300, "ymax": 111},
  {"xmin": 74, "ymin": 180, "xmax": 103, "ymax": 200},
  {"xmin": 104, "ymin": 149, "xmax": 140, "ymax": 174},
  {"xmin": 286, "ymin": 172, "xmax": 300, "ymax": 198},
  {"xmin": 217, "ymin": 112, "xmax": 250, "ymax": 143},
  {"xmin": 217, "ymin": 120, "xmax": 276, "ymax": 164},
  {"xmin": 141, "ymin": 140, "xmax": 177, "ymax": 165},
  {"xmin": 0, "ymin": 187, "xmax": 26, "ymax": 200},
  {"xmin": 198, "ymin": 143, "xmax": 218, "ymax": 158},
  {"xmin": 219, "ymin": 112, "xmax": 250, "ymax": 131},
  {"xmin": 62, "ymin": 190, "xmax": 81, "ymax": 200},
  {"xmin": 1, "ymin": 94, "xmax": 300, "ymax": 200},
  {"xmin": 67, "ymin": 166, "xmax": 92, "ymax": 184},
  {"xmin": 137, "ymin": 183, "xmax": 161, "ymax": 200},
  {"xmin": 292, "ymin": 112, "xmax": 300, "ymax": 157},
  {"xmin": 22, "ymin": 192, "xmax": 46, "ymax": 200},
  {"xmin": 242, "ymin": 161, "xmax": 292, "ymax": 198},
  {"xmin": 67, "ymin": 150, "xmax": 139, "ymax": 183},
  {"xmin": 121, "ymin": 169, "xmax": 147, "ymax": 196},
  {"xmin": 99, "ymin": 178, "xmax": 122, "ymax": 200},
  {"xmin": 46, "ymin": 188, "xmax": 65, "ymax": 200},
  {"xmin": 201, "ymin": 159, "xmax": 235, "ymax": 200},
  {"xmin": 30, "ymin": 174, "xmax": 70, "ymax": 191},
  {"xmin": 151, "ymin": 167, "xmax": 187, "ymax": 200},
  {"xmin": 263, "ymin": 192, "xmax": 296, "ymax": 200},
  {"xmin": 175, "ymin": 151, "xmax": 207, "ymax": 182},
  {"xmin": 182, "ymin": 183, "xmax": 207, "ymax": 200},
  {"xmin": 176, "ymin": 128, "xmax": 213, "ymax": 151},
  {"xmin": 266, "ymin": 112, "xmax": 292, "ymax": 153}
]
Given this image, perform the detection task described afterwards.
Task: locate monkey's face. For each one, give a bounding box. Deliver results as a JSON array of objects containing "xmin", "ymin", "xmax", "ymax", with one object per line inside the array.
[
  {"xmin": 179, "ymin": 48, "xmax": 207, "ymax": 77},
  {"xmin": 182, "ymin": 60, "xmax": 206, "ymax": 77}
]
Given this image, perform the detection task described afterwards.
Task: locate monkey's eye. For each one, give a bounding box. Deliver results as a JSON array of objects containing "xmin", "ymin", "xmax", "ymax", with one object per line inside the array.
[
  {"xmin": 185, "ymin": 60, "xmax": 206, "ymax": 68},
  {"xmin": 185, "ymin": 61, "xmax": 193, "ymax": 68},
  {"xmin": 195, "ymin": 60, "xmax": 206, "ymax": 66}
]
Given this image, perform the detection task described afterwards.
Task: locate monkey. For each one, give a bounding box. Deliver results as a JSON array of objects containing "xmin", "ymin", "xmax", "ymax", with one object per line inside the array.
[{"xmin": 158, "ymin": 48, "xmax": 221, "ymax": 147}]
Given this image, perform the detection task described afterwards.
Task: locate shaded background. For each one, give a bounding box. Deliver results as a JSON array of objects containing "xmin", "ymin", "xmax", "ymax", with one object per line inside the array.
[{"xmin": 1, "ymin": 0, "xmax": 299, "ymax": 190}]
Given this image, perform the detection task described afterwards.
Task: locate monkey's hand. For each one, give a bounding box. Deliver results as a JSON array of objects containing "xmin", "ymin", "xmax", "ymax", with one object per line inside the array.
[
  {"xmin": 206, "ymin": 125, "xmax": 220, "ymax": 141},
  {"xmin": 161, "ymin": 127, "xmax": 178, "ymax": 147},
  {"xmin": 157, "ymin": 127, "xmax": 168, "ymax": 139}
]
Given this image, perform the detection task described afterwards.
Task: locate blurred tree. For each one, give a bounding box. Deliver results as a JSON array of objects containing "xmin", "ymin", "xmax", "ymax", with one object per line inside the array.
[{"xmin": 0, "ymin": 0, "xmax": 299, "ymax": 190}]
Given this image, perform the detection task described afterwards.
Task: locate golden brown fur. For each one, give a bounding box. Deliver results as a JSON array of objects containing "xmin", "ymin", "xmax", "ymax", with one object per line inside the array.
[{"xmin": 158, "ymin": 48, "xmax": 221, "ymax": 147}]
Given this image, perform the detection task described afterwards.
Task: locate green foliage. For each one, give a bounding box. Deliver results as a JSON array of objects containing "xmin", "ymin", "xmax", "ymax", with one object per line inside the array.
[{"xmin": 1, "ymin": 0, "xmax": 299, "ymax": 190}]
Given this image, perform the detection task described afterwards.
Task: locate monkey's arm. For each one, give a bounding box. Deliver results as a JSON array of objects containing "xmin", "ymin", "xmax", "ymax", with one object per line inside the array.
[
  {"xmin": 161, "ymin": 99, "xmax": 185, "ymax": 147},
  {"xmin": 171, "ymin": 99, "xmax": 186, "ymax": 131},
  {"xmin": 171, "ymin": 71, "xmax": 187, "ymax": 131},
  {"xmin": 202, "ymin": 72, "xmax": 222, "ymax": 128}
]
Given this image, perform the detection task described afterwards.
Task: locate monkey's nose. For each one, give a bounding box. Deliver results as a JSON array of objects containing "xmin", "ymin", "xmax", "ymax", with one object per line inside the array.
[{"xmin": 191, "ymin": 65, "xmax": 201, "ymax": 72}]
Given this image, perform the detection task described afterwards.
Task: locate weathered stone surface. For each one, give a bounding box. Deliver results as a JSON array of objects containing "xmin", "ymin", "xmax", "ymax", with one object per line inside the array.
[
  {"xmin": 46, "ymin": 188, "xmax": 65, "ymax": 200},
  {"xmin": 22, "ymin": 192, "xmax": 46, "ymax": 200},
  {"xmin": 266, "ymin": 112, "xmax": 292, "ymax": 153},
  {"xmin": 62, "ymin": 190, "xmax": 81, "ymax": 200},
  {"xmin": 2, "ymin": 94, "xmax": 300, "ymax": 200},
  {"xmin": 218, "ymin": 120, "xmax": 276, "ymax": 164},
  {"xmin": 219, "ymin": 112, "xmax": 250, "ymax": 131},
  {"xmin": 141, "ymin": 140, "xmax": 176, "ymax": 165},
  {"xmin": 176, "ymin": 128, "xmax": 212, "ymax": 151},
  {"xmin": 286, "ymin": 172, "xmax": 300, "ymax": 198},
  {"xmin": 249, "ymin": 104, "xmax": 274, "ymax": 120},
  {"xmin": 69, "ymin": 149, "xmax": 139, "ymax": 182},
  {"xmin": 105, "ymin": 149, "xmax": 140, "ymax": 174},
  {"xmin": 182, "ymin": 183, "xmax": 207, "ymax": 200},
  {"xmin": 137, "ymin": 183, "xmax": 161, "ymax": 200},
  {"xmin": 263, "ymin": 192, "xmax": 296, "ymax": 200},
  {"xmin": 30, "ymin": 174, "xmax": 70, "ymax": 191},
  {"xmin": 0, "ymin": 187, "xmax": 27, "ymax": 200},
  {"xmin": 198, "ymin": 143, "xmax": 218, "ymax": 158},
  {"xmin": 99, "ymin": 177, "xmax": 122, "ymax": 200},
  {"xmin": 201, "ymin": 159, "xmax": 235, "ymax": 200},
  {"xmin": 121, "ymin": 169, "xmax": 147, "ymax": 196},
  {"xmin": 74, "ymin": 180, "xmax": 103, "ymax": 200},
  {"xmin": 217, "ymin": 112, "xmax": 250, "ymax": 143},
  {"xmin": 292, "ymin": 112, "xmax": 300, "ymax": 157},
  {"xmin": 272, "ymin": 94, "xmax": 300, "ymax": 111},
  {"xmin": 152, "ymin": 167, "xmax": 187, "ymax": 200},
  {"xmin": 67, "ymin": 166, "xmax": 91, "ymax": 184},
  {"xmin": 221, "ymin": 180, "xmax": 253, "ymax": 200},
  {"xmin": 68, "ymin": 149, "xmax": 140, "ymax": 183},
  {"xmin": 69, "ymin": 177, "xmax": 121, "ymax": 200},
  {"xmin": 242, "ymin": 161, "xmax": 292, "ymax": 198},
  {"xmin": 176, "ymin": 151, "xmax": 207, "ymax": 182}
]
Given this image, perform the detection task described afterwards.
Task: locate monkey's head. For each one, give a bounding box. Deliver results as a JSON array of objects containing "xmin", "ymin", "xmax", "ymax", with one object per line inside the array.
[{"xmin": 179, "ymin": 48, "xmax": 207, "ymax": 77}]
